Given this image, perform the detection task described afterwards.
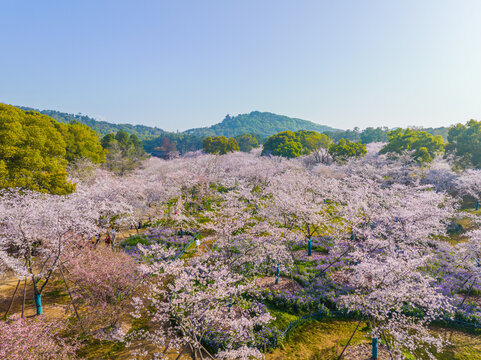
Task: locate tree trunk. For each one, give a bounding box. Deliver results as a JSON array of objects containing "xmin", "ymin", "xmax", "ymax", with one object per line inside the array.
[{"xmin": 34, "ymin": 292, "xmax": 43, "ymax": 315}]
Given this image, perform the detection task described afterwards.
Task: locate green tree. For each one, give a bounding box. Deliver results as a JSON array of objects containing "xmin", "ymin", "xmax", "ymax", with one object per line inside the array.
[
  {"xmin": 55, "ymin": 120, "xmax": 106, "ymax": 164},
  {"xmin": 202, "ymin": 136, "xmax": 239, "ymax": 155},
  {"xmin": 445, "ymin": 120, "xmax": 481, "ymax": 169},
  {"xmin": 235, "ymin": 134, "xmax": 259, "ymax": 152},
  {"xmin": 328, "ymin": 138, "xmax": 367, "ymax": 162},
  {"xmin": 360, "ymin": 127, "xmax": 389, "ymax": 143},
  {"xmin": 262, "ymin": 131, "xmax": 298, "ymax": 156},
  {"xmin": 296, "ymin": 130, "xmax": 332, "ymax": 153},
  {"xmin": 262, "ymin": 130, "xmax": 332, "ymax": 158},
  {"xmin": 101, "ymin": 133, "xmax": 116, "ymax": 149},
  {"xmin": 0, "ymin": 103, "xmax": 75, "ymax": 194},
  {"xmin": 130, "ymin": 133, "xmax": 143, "ymax": 150},
  {"xmin": 380, "ymin": 128, "xmax": 444, "ymax": 164},
  {"xmin": 101, "ymin": 130, "xmax": 148, "ymax": 175},
  {"xmin": 115, "ymin": 129, "xmax": 131, "ymax": 147},
  {"xmin": 275, "ymin": 141, "xmax": 303, "ymax": 158}
]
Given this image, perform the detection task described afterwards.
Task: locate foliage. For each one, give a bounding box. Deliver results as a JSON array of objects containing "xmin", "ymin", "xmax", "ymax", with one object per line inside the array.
[
  {"xmin": 445, "ymin": 119, "xmax": 481, "ymax": 169},
  {"xmin": 55, "ymin": 120, "xmax": 106, "ymax": 164},
  {"xmin": 328, "ymin": 138, "xmax": 366, "ymax": 161},
  {"xmin": 143, "ymin": 132, "xmax": 204, "ymax": 155},
  {"xmin": 203, "ymin": 136, "xmax": 240, "ymax": 154},
  {"xmin": 101, "ymin": 130, "xmax": 148, "ymax": 175},
  {"xmin": 235, "ymin": 133, "xmax": 259, "ymax": 152},
  {"xmin": 360, "ymin": 126, "xmax": 389, "ymax": 143},
  {"xmin": 325, "ymin": 126, "xmax": 449, "ymax": 143},
  {"xmin": 380, "ymin": 128, "xmax": 445, "ymax": 164},
  {"xmin": 17, "ymin": 105, "xmax": 164, "ymax": 140},
  {"xmin": 262, "ymin": 130, "xmax": 332, "ymax": 158},
  {"xmin": 0, "ymin": 103, "xmax": 75, "ymax": 194},
  {"xmin": 185, "ymin": 111, "xmax": 338, "ymax": 138}
]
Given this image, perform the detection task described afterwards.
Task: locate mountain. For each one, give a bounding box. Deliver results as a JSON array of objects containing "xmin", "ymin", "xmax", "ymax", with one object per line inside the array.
[
  {"xmin": 184, "ymin": 111, "xmax": 339, "ymax": 138},
  {"xmin": 16, "ymin": 106, "xmax": 165, "ymax": 140}
]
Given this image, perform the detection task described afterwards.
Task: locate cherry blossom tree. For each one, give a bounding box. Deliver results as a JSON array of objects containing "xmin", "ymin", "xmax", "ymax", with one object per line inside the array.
[
  {"xmin": 65, "ymin": 245, "xmax": 143, "ymax": 334},
  {"xmin": 130, "ymin": 246, "xmax": 272, "ymax": 359},
  {"xmin": 0, "ymin": 316, "xmax": 78, "ymax": 360},
  {"xmin": 0, "ymin": 189, "xmax": 99, "ymax": 315}
]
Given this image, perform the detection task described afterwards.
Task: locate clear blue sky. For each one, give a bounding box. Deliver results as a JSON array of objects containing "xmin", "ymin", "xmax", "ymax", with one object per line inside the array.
[{"xmin": 1, "ymin": 0, "xmax": 481, "ymax": 131}]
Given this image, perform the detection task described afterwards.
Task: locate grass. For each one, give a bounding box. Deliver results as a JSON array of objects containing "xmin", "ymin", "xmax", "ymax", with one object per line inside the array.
[
  {"xmin": 266, "ymin": 319, "xmax": 369, "ymax": 360},
  {"xmin": 269, "ymin": 308, "xmax": 298, "ymax": 331},
  {"xmin": 77, "ymin": 338, "xmax": 126, "ymax": 359},
  {"xmin": 430, "ymin": 327, "xmax": 481, "ymax": 360},
  {"xmin": 265, "ymin": 316, "xmax": 481, "ymax": 360}
]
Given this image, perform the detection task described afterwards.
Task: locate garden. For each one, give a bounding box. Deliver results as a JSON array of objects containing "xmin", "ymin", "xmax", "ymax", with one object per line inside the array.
[{"xmin": 1, "ymin": 145, "xmax": 481, "ymax": 359}]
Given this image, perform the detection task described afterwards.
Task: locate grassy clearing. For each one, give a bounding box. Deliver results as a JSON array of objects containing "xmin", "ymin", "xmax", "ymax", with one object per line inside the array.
[
  {"xmin": 265, "ymin": 318, "xmax": 481, "ymax": 360},
  {"xmin": 266, "ymin": 319, "xmax": 369, "ymax": 360},
  {"xmin": 269, "ymin": 308, "xmax": 298, "ymax": 330},
  {"xmin": 77, "ymin": 338, "xmax": 126, "ymax": 359},
  {"xmin": 431, "ymin": 327, "xmax": 481, "ymax": 360}
]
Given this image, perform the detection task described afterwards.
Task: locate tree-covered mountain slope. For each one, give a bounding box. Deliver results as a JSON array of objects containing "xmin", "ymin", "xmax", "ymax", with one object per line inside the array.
[
  {"xmin": 16, "ymin": 106, "xmax": 165, "ymax": 140},
  {"xmin": 184, "ymin": 111, "xmax": 339, "ymax": 138}
]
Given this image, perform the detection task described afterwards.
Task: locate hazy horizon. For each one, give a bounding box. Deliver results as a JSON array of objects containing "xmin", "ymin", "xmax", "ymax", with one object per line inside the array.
[{"xmin": 2, "ymin": 0, "xmax": 481, "ymax": 131}]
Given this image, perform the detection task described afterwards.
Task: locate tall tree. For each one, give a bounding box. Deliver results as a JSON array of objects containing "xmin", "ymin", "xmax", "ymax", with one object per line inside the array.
[
  {"xmin": 55, "ymin": 120, "xmax": 106, "ymax": 164},
  {"xmin": 0, "ymin": 103, "xmax": 75, "ymax": 194},
  {"xmin": 445, "ymin": 119, "xmax": 481, "ymax": 169},
  {"xmin": 380, "ymin": 128, "xmax": 445, "ymax": 164}
]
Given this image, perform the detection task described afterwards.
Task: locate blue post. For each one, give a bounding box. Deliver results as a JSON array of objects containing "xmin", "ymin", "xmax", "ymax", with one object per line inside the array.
[
  {"xmin": 476, "ymin": 200, "xmax": 479, "ymax": 211},
  {"xmin": 228, "ymin": 298, "xmax": 232, "ymax": 313},
  {"xmin": 308, "ymin": 238, "xmax": 312, "ymax": 256},
  {"xmin": 275, "ymin": 263, "xmax": 280, "ymax": 284},
  {"xmin": 324, "ymin": 199, "xmax": 327, "ymax": 204},
  {"xmin": 34, "ymin": 293, "xmax": 43, "ymax": 315},
  {"xmin": 350, "ymin": 232, "xmax": 354, "ymax": 241},
  {"xmin": 372, "ymin": 337, "xmax": 378, "ymax": 359}
]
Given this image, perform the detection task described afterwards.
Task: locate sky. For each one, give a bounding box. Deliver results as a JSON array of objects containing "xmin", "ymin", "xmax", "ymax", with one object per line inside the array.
[{"xmin": 1, "ymin": 0, "xmax": 481, "ymax": 132}]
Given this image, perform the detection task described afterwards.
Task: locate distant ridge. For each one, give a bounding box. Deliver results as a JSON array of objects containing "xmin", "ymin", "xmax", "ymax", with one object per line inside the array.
[
  {"xmin": 16, "ymin": 106, "xmax": 165, "ymax": 140},
  {"xmin": 184, "ymin": 111, "xmax": 340, "ymax": 138}
]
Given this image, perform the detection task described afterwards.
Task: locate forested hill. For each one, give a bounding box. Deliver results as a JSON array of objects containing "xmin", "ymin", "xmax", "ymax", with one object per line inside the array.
[
  {"xmin": 16, "ymin": 106, "xmax": 165, "ymax": 140},
  {"xmin": 184, "ymin": 111, "xmax": 339, "ymax": 138}
]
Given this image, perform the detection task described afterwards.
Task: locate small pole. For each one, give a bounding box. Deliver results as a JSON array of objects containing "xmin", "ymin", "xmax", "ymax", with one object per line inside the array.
[
  {"xmin": 275, "ymin": 263, "xmax": 280, "ymax": 284},
  {"xmin": 21, "ymin": 278, "xmax": 27, "ymax": 318},
  {"xmin": 3, "ymin": 280, "xmax": 20, "ymax": 319},
  {"xmin": 60, "ymin": 263, "xmax": 85, "ymax": 333},
  {"xmin": 228, "ymin": 298, "xmax": 232, "ymax": 313},
  {"xmin": 337, "ymin": 319, "xmax": 362, "ymax": 360},
  {"xmin": 476, "ymin": 200, "xmax": 479, "ymax": 211},
  {"xmin": 308, "ymin": 237, "xmax": 312, "ymax": 256}
]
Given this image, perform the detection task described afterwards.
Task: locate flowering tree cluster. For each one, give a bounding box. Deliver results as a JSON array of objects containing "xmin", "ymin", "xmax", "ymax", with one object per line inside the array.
[
  {"xmin": 2, "ymin": 145, "xmax": 480, "ymax": 359},
  {"xmin": 0, "ymin": 316, "xmax": 78, "ymax": 360}
]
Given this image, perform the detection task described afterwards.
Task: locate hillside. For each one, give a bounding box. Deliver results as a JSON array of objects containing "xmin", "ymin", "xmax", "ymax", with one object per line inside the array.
[
  {"xmin": 16, "ymin": 106, "xmax": 165, "ymax": 140},
  {"xmin": 184, "ymin": 111, "xmax": 339, "ymax": 138}
]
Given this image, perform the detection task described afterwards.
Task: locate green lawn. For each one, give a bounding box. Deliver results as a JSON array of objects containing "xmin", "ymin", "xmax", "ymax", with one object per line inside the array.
[{"xmin": 266, "ymin": 318, "xmax": 481, "ymax": 360}]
